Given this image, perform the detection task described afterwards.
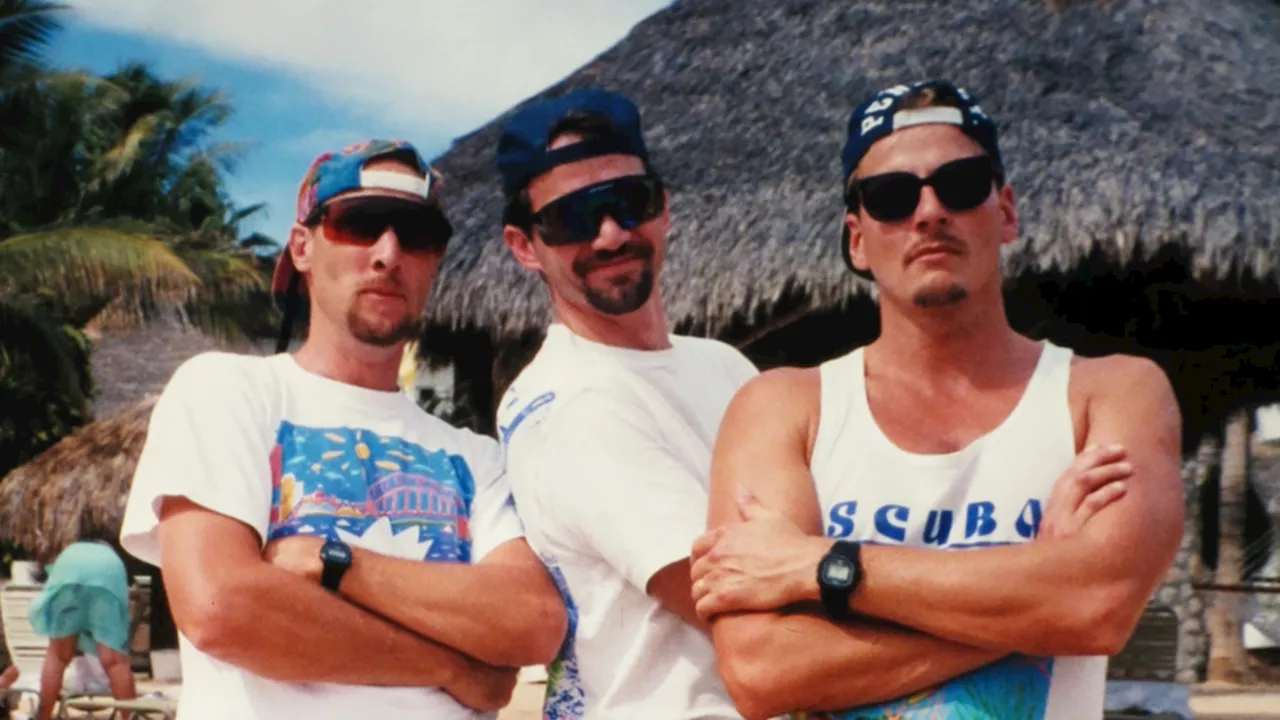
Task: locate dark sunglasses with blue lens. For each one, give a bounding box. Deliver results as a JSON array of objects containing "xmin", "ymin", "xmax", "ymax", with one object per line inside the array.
[{"xmin": 531, "ymin": 175, "xmax": 666, "ymax": 246}]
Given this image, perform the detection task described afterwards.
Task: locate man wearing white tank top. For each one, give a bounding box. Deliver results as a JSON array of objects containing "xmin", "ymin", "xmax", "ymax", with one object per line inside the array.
[
  {"xmin": 688, "ymin": 80, "xmax": 1185, "ymax": 720},
  {"xmin": 493, "ymin": 89, "xmax": 757, "ymax": 719}
]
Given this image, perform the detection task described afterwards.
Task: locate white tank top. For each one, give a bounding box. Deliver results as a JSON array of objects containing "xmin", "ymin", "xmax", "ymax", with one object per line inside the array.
[{"xmin": 808, "ymin": 342, "xmax": 1107, "ymax": 719}]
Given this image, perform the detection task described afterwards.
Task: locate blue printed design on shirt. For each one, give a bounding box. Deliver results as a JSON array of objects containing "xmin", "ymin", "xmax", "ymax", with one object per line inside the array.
[
  {"xmin": 811, "ymin": 496, "xmax": 1056, "ymax": 717},
  {"xmin": 268, "ymin": 421, "xmax": 475, "ymax": 562},
  {"xmin": 540, "ymin": 556, "xmax": 585, "ymax": 719},
  {"xmin": 499, "ymin": 391, "xmax": 557, "ymax": 447},
  {"xmin": 799, "ymin": 655, "xmax": 1053, "ymax": 719}
]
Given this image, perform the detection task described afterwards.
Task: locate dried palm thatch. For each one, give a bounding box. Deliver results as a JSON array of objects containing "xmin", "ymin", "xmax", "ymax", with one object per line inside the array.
[
  {"xmin": 422, "ymin": 0, "xmax": 1280, "ymax": 342},
  {"xmin": 0, "ymin": 395, "xmax": 155, "ymax": 564}
]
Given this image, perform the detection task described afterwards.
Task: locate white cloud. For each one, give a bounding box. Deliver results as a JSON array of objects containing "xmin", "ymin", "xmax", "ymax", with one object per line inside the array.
[{"xmin": 67, "ymin": 0, "xmax": 674, "ymax": 137}]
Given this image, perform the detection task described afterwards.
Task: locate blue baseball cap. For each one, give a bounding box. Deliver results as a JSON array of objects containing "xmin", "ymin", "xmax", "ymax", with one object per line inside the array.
[
  {"xmin": 838, "ymin": 79, "xmax": 1003, "ymax": 276},
  {"xmin": 496, "ymin": 88, "xmax": 650, "ymax": 198}
]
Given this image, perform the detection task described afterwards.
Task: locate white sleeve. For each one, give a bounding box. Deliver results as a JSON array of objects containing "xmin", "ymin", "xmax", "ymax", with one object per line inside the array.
[
  {"xmin": 459, "ymin": 431, "xmax": 525, "ymax": 564},
  {"xmin": 720, "ymin": 342, "xmax": 760, "ymax": 386},
  {"xmin": 525, "ymin": 389, "xmax": 709, "ymax": 592},
  {"xmin": 119, "ymin": 353, "xmax": 276, "ymax": 567}
]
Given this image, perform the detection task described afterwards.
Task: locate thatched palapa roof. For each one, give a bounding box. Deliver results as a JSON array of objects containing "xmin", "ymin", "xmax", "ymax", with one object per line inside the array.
[
  {"xmin": 423, "ymin": 0, "xmax": 1280, "ymax": 342},
  {"xmin": 0, "ymin": 395, "xmax": 156, "ymax": 564}
]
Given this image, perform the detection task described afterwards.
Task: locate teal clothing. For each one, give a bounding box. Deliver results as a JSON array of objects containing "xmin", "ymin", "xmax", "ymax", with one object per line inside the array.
[{"xmin": 28, "ymin": 542, "xmax": 130, "ymax": 656}]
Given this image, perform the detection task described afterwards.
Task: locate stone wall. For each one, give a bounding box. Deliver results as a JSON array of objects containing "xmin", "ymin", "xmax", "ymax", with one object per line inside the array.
[{"xmin": 1158, "ymin": 436, "xmax": 1217, "ymax": 683}]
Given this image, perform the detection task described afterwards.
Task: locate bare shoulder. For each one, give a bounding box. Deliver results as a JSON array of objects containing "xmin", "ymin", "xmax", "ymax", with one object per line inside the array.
[
  {"xmin": 1070, "ymin": 352, "xmax": 1181, "ymax": 444},
  {"xmin": 1070, "ymin": 352, "xmax": 1175, "ymax": 401},
  {"xmin": 727, "ymin": 366, "xmax": 821, "ymax": 417},
  {"xmin": 719, "ymin": 366, "xmax": 822, "ymax": 450}
]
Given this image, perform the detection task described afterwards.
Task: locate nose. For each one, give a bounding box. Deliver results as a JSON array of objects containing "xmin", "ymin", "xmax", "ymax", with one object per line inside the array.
[
  {"xmin": 912, "ymin": 185, "xmax": 950, "ymax": 231},
  {"xmin": 369, "ymin": 226, "xmax": 404, "ymax": 270},
  {"xmin": 591, "ymin": 216, "xmax": 629, "ymax": 252}
]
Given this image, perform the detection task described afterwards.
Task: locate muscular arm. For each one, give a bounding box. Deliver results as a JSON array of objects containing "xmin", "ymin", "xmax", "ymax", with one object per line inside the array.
[
  {"xmin": 337, "ymin": 538, "xmax": 567, "ymax": 667},
  {"xmin": 160, "ymin": 497, "xmax": 468, "ymax": 687},
  {"xmin": 703, "ymin": 369, "xmax": 1004, "ymax": 720},
  {"xmin": 837, "ymin": 356, "xmax": 1184, "ymax": 657},
  {"xmin": 647, "ymin": 559, "xmax": 709, "ymax": 634}
]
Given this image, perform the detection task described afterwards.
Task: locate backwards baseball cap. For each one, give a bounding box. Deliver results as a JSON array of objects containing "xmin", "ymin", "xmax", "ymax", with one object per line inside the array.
[
  {"xmin": 838, "ymin": 79, "xmax": 1003, "ymax": 276},
  {"xmin": 271, "ymin": 139, "xmax": 438, "ymax": 312},
  {"xmin": 496, "ymin": 88, "xmax": 650, "ymax": 198},
  {"xmin": 270, "ymin": 139, "xmax": 441, "ymax": 352}
]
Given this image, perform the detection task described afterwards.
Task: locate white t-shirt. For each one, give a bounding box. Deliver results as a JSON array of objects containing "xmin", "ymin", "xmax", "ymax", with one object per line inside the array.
[
  {"xmin": 495, "ymin": 324, "xmax": 758, "ymax": 720},
  {"xmin": 119, "ymin": 351, "xmax": 524, "ymax": 720}
]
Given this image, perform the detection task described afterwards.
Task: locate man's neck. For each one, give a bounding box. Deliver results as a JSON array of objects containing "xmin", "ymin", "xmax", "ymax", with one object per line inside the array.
[
  {"xmin": 553, "ymin": 290, "xmax": 672, "ymax": 351},
  {"xmin": 869, "ymin": 286, "xmax": 1035, "ymax": 385},
  {"xmin": 291, "ymin": 320, "xmax": 405, "ymax": 392}
]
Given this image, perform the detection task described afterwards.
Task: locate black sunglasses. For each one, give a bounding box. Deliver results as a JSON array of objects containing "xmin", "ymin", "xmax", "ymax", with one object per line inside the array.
[
  {"xmin": 309, "ymin": 197, "xmax": 453, "ymax": 251},
  {"xmin": 846, "ymin": 155, "xmax": 1002, "ymax": 223},
  {"xmin": 531, "ymin": 175, "xmax": 665, "ymax": 246}
]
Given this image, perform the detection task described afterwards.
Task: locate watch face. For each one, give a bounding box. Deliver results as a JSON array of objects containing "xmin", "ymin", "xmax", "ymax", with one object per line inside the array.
[
  {"xmin": 321, "ymin": 542, "xmax": 352, "ymax": 564},
  {"xmin": 822, "ymin": 556, "xmax": 856, "ymax": 589}
]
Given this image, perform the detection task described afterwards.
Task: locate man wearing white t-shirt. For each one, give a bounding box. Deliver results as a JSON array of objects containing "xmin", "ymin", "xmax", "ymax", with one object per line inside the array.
[
  {"xmin": 687, "ymin": 80, "xmax": 1187, "ymax": 719},
  {"xmin": 119, "ymin": 139, "xmax": 567, "ymax": 720},
  {"xmin": 492, "ymin": 89, "xmax": 757, "ymax": 718}
]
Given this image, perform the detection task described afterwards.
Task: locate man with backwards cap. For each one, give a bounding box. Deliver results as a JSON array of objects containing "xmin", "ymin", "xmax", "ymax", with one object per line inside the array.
[
  {"xmin": 492, "ymin": 89, "xmax": 758, "ymax": 718},
  {"xmin": 119, "ymin": 139, "xmax": 567, "ymax": 720},
  {"xmin": 688, "ymin": 80, "xmax": 1185, "ymax": 719}
]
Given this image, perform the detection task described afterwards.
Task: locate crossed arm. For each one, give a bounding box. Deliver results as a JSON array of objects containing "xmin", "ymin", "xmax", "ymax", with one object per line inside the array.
[
  {"xmin": 694, "ymin": 357, "xmax": 1183, "ymax": 719},
  {"xmin": 697, "ymin": 369, "xmax": 1007, "ymax": 719},
  {"xmin": 838, "ymin": 356, "xmax": 1183, "ymax": 655},
  {"xmin": 159, "ymin": 497, "xmax": 472, "ymax": 688},
  {"xmin": 160, "ymin": 498, "xmax": 564, "ymax": 711},
  {"xmin": 319, "ymin": 537, "xmax": 567, "ymax": 667}
]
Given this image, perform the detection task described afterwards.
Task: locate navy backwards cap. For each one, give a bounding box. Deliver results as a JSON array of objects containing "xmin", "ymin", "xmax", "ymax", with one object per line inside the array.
[
  {"xmin": 838, "ymin": 79, "xmax": 1003, "ymax": 276},
  {"xmin": 841, "ymin": 79, "xmax": 1002, "ymax": 187},
  {"xmin": 496, "ymin": 88, "xmax": 650, "ymax": 197}
]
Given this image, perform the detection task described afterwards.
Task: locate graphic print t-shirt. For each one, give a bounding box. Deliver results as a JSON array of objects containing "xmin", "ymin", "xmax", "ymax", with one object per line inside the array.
[
  {"xmin": 496, "ymin": 324, "xmax": 758, "ymax": 720},
  {"xmin": 120, "ymin": 352, "xmax": 523, "ymax": 720},
  {"xmin": 804, "ymin": 343, "xmax": 1107, "ymax": 720}
]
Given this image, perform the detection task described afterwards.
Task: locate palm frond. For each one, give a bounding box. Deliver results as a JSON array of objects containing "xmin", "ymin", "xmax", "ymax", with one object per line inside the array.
[
  {"xmin": 176, "ymin": 247, "xmax": 266, "ymax": 299},
  {"xmin": 238, "ymin": 232, "xmax": 281, "ymax": 251},
  {"xmin": 0, "ymin": 299, "xmax": 93, "ymax": 474},
  {"xmin": 229, "ymin": 202, "xmax": 268, "ymax": 226},
  {"xmin": 0, "ymin": 0, "xmax": 65, "ymax": 75},
  {"xmin": 0, "ymin": 299, "xmax": 87, "ymax": 405},
  {"xmin": 0, "ymin": 227, "xmax": 201, "ymax": 309},
  {"xmin": 96, "ymin": 112, "xmax": 163, "ymax": 185}
]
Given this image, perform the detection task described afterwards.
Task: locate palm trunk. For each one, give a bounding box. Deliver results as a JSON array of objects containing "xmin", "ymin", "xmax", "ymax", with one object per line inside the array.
[{"xmin": 1206, "ymin": 407, "xmax": 1253, "ymax": 683}]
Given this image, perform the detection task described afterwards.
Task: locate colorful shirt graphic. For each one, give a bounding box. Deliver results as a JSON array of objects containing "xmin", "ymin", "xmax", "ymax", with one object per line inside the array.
[
  {"xmin": 268, "ymin": 420, "xmax": 475, "ymax": 562},
  {"xmin": 798, "ymin": 655, "xmax": 1053, "ymax": 719},
  {"xmin": 540, "ymin": 556, "xmax": 586, "ymax": 720}
]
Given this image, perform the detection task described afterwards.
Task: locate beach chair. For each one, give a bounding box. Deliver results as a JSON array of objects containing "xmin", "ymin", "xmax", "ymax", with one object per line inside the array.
[
  {"xmin": 59, "ymin": 695, "xmax": 177, "ymax": 719},
  {"xmin": 1, "ymin": 582, "xmax": 53, "ymax": 715},
  {"xmin": 1, "ymin": 582, "xmax": 160, "ymax": 719}
]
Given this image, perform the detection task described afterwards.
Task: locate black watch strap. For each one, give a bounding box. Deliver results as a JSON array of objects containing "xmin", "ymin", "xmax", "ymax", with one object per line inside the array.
[
  {"xmin": 818, "ymin": 540, "xmax": 862, "ymax": 622},
  {"xmin": 320, "ymin": 540, "xmax": 352, "ymax": 592}
]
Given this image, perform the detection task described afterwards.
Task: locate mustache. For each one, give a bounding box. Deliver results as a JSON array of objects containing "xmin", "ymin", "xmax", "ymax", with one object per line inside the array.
[
  {"xmin": 905, "ymin": 229, "xmax": 965, "ymax": 263},
  {"xmin": 357, "ymin": 279, "xmax": 405, "ymax": 296},
  {"xmin": 573, "ymin": 242, "xmax": 653, "ymax": 276}
]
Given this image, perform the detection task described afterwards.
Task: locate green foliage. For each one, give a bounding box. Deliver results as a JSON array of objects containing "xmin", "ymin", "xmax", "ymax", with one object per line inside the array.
[
  {"xmin": 0, "ymin": 300, "xmax": 94, "ymax": 475},
  {"xmin": 0, "ymin": 2, "xmax": 280, "ymax": 477}
]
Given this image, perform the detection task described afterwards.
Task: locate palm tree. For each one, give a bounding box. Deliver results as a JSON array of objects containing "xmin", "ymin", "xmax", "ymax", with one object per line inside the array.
[
  {"xmin": 0, "ymin": 10, "xmax": 276, "ymax": 475},
  {"xmin": 0, "ymin": 0, "xmax": 62, "ymax": 79},
  {"xmin": 1206, "ymin": 407, "xmax": 1255, "ymax": 683}
]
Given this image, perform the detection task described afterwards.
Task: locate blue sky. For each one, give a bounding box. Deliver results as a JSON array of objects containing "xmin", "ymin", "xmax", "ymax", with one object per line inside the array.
[{"xmin": 48, "ymin": 0, "xmax": 674, "ymax": 246}]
